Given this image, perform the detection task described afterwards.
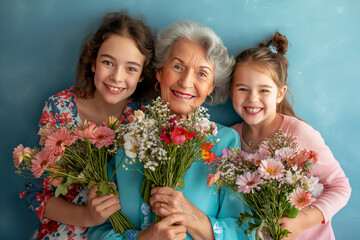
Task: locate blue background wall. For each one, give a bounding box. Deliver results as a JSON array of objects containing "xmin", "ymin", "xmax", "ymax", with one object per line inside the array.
[{"xmin": 1, "ymin": 0, "xmax": 359, "ymax": 239}]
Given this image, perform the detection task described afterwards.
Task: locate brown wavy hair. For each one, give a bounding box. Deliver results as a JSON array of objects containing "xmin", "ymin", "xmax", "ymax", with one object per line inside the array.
[
  {"xmin": 74, "ymin": 11, "xmax": 157, "ymax": 101},
  {"xmin": 232, "ymin": 32, "xmax": 296, "ymax": 117}
]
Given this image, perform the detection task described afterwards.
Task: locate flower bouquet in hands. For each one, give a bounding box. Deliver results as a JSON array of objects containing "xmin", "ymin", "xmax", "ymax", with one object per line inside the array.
[
  {"xmin": 13, "ymin": 117, "xmax": 135, "ymax": 236},
  {"xmin": 207, "ymin": 131, "xmax": 323, "ymax": 240},
  {"xmin": 118, "ymin": 97, "xmax": 218, "ymax": 221}
]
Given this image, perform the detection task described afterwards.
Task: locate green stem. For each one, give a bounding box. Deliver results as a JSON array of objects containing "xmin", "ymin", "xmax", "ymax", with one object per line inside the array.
[
  {"xmin": 108, "ymin": 151, "xmax": 125, "ymax": 181},
  {"xmin": 45, "ymin": 168, "xmax": 87, "ymax": 183}
]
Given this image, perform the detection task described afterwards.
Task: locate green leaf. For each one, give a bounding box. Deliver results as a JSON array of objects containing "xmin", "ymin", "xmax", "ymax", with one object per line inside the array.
[
  {"xmin": 55, "ymin": 180, "xmax": 70, "ymax": 197},
  {"xmin": 238, "ymin": 211, "xmax": 257, "ymax": 228},
  {"xmin": 261, "ymin": 202, "xmax": 275, "ymax": 216},
  {"xmin": 177, "ymin": 177, "xmax": 185, "ymax": 189},
  {"xmin": 283, "ymin": 207, "xmax": 299, "ymax": 218},
  {"xmin": 54, "ymin": 174, "xmax": 79, "ymax": 197},
  {"xmin": 279, "ymin": 228, "xmax": 292, "ymax": 239},
  {"xmin": 245, "ymin": 221, "xmax": 265, "ymax": 237},
  {"xmin": 96, "ymin": 180, "xmax": 118, "ymax": 197}
]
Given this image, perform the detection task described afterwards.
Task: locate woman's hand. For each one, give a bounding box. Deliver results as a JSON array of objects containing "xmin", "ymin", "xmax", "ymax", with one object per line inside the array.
[
  {"xmin": 279, "ymin": 206, "xmax": 324, "ymax": 240},
  {"xmin": 149, "ymin": 186, "xmax": 214, "ymax": 240},
  {"xmin": 137, "ymin": 214, "xmax": 187, "ymax": 240},
  {"xmin": 83, "ymin": 185, "xmax": 121, "ymax": 227}
]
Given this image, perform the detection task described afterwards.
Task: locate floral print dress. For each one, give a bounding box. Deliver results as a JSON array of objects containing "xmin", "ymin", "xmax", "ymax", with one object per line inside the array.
[{"xmin": 22, "ymin": 87, "xmax": 148, "ymax": 240}]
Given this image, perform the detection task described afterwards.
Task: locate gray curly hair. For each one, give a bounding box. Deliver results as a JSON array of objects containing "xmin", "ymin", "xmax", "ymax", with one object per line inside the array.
[{"xmin": 154, "ymin": 20, "xmax": 235, "ymax": 104}]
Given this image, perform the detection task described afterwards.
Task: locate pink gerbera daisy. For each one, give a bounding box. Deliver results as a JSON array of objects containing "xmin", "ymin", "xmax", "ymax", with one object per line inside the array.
[
  {"xmin": 207, "ymin": 171, "xmax": 220, "ymax": 187},
  {"xmin": 73, "ymin": 121, "xmax": 97, "ymax": 139},
  {"xmin": 38, "ymin": 124, "xmax": 57, "ymax": 145},
  {"xmin": 89, "ymin": 126, "xmax": 115, "ymax": 149},
  {"xmin": 289, "ymin": 188, "xmax": 313, "ymax": 210},
  {"xmin": 45, "ymin": 127, "xmax": 75, "ymax": 156},
  {"xmin": 31, "ymin": 149, "xmax": 55, "ymax": 178},
  {"xmin": 236, "ymin": 172, "xmax": 263, "ymax": 193},
  {"xmin": 246, "ymin": 151, "xmax": 268, "ymax": 166},
  {"xmin": 258, "ymin": 158, "xmax": 284, "ymax": 180}
]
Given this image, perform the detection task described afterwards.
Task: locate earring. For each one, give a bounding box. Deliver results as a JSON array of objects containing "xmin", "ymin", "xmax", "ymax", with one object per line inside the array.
[
  {"xmin": 155, "ymin": 82, "xmax": 160, "ymax": 92},
  {"xmin": 205, "ymin": 95, "xmax": 213, "ymax": 105}
]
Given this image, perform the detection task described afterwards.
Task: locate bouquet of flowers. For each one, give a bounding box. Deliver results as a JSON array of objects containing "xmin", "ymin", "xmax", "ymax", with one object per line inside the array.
[
  {"xmin": 118, "ymin": 97, "xmax": 218, "ymax": 221},
  {"xmin": 206, "ymin": 131, "xmax": 323, "ymax": 240},
  {"xmin": 13, "ymin": 116, "xmax": 135, "ymax": 236}
]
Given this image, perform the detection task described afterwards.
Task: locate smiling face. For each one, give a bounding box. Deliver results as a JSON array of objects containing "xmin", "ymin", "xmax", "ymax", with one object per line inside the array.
[
  {"xmin": 231, "ymin": 63, "xmax": 286, "ymax": 128},
  {"xmin": 92, "ymin": 34, "xmax": 145, "ymax": 107},
  {"xmin": 156, "ymin": 38, "xmax": 215, "ymax": 119}
]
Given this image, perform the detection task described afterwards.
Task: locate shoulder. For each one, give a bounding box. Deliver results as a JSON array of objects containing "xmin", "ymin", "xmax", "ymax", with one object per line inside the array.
[
  {"xmin": 212, "ymin": 122, "xmax": 240, "ymax": 155},
  {"xmin": 216, "ymin": 122, "xmax": 239, "ymax": 138},
  {"xmin": 282, "ymin": 115, "xmax": 325, "ymax": 149},
  {"xmin": 230, "ymin": 122, "xmax": 243, "ymax": 135},
  {"xmin": 39, "ymin": 87, "xmax": 79, "ymax": 126},
  {"xmin": 44, "ymin": 87, "xmax": 76, "ymax": 107}
]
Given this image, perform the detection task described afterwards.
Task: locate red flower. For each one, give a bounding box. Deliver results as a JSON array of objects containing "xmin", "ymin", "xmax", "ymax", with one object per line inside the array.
[
  {"xmin": 201, "ymin": 143, "xmax": 217, "ymax": 163},
  {"xmin": 171, "ymin": 130, "xmax": 187, "ymax": 145},
  {"xmin": 160, "ymin": 118, "xmax": 195, "ymax": 145},
  {"xmin": 160, "ymin": 127, "xmax": 172, "ymax": 145},
  {"xmin": 170, "ymin": 126, "xmax": 196, "ymax": 145}
]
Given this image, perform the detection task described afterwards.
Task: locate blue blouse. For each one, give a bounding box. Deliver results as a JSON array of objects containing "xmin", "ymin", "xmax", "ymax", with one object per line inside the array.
[{"xmin": 88, "ymin": 123, "xmax": 253, "ymax": 240}]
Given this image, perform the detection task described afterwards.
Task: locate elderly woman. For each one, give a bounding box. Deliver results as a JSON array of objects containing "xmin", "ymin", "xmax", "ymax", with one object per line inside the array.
[{"xmin": 88, "ymin": 21, "xmax": 251, "ymax": 240}]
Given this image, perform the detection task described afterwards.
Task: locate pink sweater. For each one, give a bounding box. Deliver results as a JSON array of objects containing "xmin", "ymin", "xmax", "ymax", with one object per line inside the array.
[{"xmin": 232, "ymin": 115, "xmax": 351, "ymax": 240}]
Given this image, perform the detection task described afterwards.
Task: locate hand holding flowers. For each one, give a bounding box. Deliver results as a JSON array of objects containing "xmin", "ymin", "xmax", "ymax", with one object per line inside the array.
[
  {"xmin": 207, "ymin": 131, "xmax": 323, "ymax": 240},
  {"xmin": 13, "ymin": 117, "xmax": 134, "ymax": 236},
  {"xmin": 119, "ymin": 97, "xmax": 218, "ymax": 223}
]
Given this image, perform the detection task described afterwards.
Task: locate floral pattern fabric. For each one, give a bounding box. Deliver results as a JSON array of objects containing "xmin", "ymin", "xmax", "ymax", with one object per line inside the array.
[{"xmin": 22, "ymin": 87, "xmax": 148, "ymax": 240}]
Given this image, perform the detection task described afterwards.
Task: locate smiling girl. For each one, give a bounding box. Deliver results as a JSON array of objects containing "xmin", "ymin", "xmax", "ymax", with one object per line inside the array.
[
  {"xmin": 23, "ymin": 11, "xmax": 156, "ymax": 239},
  {"xmin": 230, "ymin": 32, "xmax": 351, "ymax": 240}
]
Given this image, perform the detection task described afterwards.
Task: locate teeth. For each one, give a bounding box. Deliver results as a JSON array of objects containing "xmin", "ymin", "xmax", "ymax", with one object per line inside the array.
[
  {"xmin": 246, "ymin": 107, "xmax": 262, "ymax": 113},
  {"xmin": 173, "ymin": 91, "xmax": 193, "ymax": 99},
  {"xmin": 106, "ymin": 84, "xmax": 123, "ymax": 92}
]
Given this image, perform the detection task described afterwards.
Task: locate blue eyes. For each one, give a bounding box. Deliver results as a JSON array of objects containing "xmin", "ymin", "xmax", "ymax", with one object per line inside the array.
[
  {"xmin": 127, "ymin": 67, "xmax": 137, "ymax": 72},
  {"xmin": 199, "ymin": 72, "xmax": 206, "ymax": 77},
  {"xmin": 173, "ymin": 65, "xmax": 207, "ymax": 78}
]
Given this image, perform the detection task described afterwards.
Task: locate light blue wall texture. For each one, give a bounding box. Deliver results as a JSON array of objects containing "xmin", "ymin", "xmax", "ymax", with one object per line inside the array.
[{"xmin": 1, "ymin": 0, "xmax": 359, "ymax": 239}]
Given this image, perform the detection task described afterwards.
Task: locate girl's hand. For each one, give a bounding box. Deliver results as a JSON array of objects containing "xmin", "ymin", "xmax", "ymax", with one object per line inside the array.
[
  {"xmin": 83, "ymin": 185, "xmax": 121, "ymax": 227},
  {"xmin": 149, "ymin": 186, "xmax": 214, "ymax": 240},
  {"xmin": 279, "ymin": 214, "xmax": 306, "ymax": 240},
  {"xmin": 279, "ymin": 206, "xmax": 324, "ymax": 240},
  {"xmin": 137, "ymin": 214, "xmax": 187, "ymax": 240}
]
